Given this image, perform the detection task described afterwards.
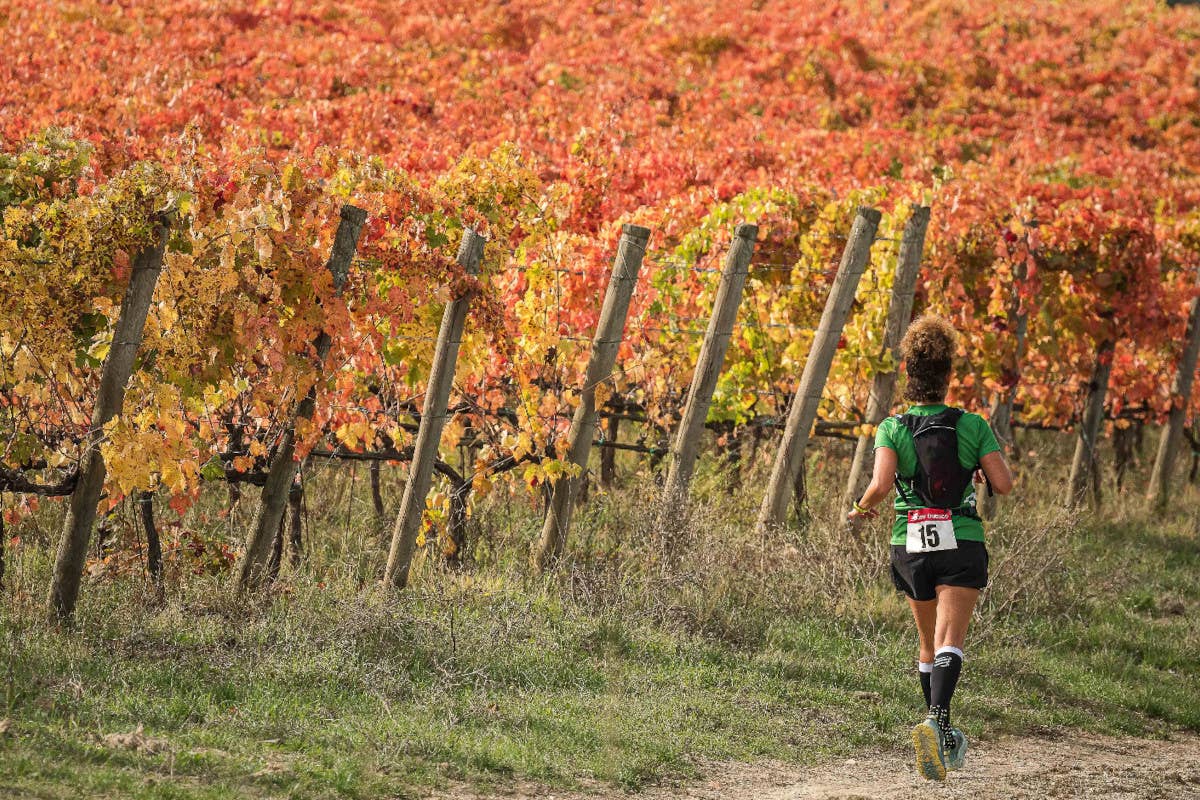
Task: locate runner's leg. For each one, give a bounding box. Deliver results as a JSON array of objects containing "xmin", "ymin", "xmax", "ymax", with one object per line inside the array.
[
  {"xmin": 930, "ymin": 585, "xmax": 979, "ymax": 744},
  {"xmin": 908, "ymin": 597, "xmax": 936, "ymax": 708},
  {"xmin": 933, "ymin": 585, "xmax": 978, "ymax": 650}
]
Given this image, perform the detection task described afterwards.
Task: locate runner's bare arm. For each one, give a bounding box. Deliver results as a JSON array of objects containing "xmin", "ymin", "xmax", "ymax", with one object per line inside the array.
[
  {"xmin": 854, "ymin": 446, "xmax": 898, "ymax": 512},
  {"xmin": 979, "ymin": 451, "xmax": 1013, "ymax": 495}
]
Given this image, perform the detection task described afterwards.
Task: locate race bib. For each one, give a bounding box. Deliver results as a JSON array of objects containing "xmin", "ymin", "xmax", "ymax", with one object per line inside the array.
[{"xmin": 906, "ymin": 508, "xmax": 958, "ymax": 553}]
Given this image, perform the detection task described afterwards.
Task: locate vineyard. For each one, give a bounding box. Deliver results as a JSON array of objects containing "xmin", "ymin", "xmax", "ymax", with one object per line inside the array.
[
  {"xmin": 2, "ymin": 0, "xmax": 1200, "ymax": 796},
  {"xmin": 2, "ymin": 0, "xmax": 1200, "ymax": 616}
]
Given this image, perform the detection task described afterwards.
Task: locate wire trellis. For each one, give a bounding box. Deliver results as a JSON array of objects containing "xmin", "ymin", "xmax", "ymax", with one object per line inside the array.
[{"xmin": 0, "ymin": 222, "xmax": 917, "ymax": 502}]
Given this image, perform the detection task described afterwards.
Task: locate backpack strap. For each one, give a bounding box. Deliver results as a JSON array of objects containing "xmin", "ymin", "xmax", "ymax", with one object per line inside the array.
[
  {"xmin": 892, "ymin": 413, "xmax": 917, "ymax": 504},
  {"xmin": 941, "ymin": 408, "xmax": 995, "ymax": 499},
  {"xmin": 934, "ymin": 407, "xmax": 986, "ymax": 512}
]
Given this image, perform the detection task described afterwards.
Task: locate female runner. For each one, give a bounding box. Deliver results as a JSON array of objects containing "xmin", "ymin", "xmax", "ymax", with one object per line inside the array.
[{"xmin": 847, "ymin": 315, "xmax": 1014, "ymax": 780}]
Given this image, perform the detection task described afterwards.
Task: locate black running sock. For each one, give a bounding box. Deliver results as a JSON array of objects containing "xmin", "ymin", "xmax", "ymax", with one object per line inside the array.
[
  {"xmin": 919, "ymin": 661, "xmax": 933, "ymax": 709},
  {"xmin": 930, "ymin": 646, "xmax": 963, "ymax": 746}
]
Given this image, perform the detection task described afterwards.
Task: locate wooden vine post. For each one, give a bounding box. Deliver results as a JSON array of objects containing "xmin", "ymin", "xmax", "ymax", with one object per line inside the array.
[
  {"xmin": 48, "ymin": 221, "xmax": 169, "ymax": 621},
  {"xmin": 139, "ymin": 490, "xmax": 162, "ymax": 591},
  {"xmin": 756, "ymin": 207, "xmax": 881, "ymax": 532},
  {"xmin": 1067, "ymin": 338, "xmax": 1115, "ymax": 510},
  {"xmin": 1147, "ymin": 270, "xmax": 1200, "ymax": 510},
  {"xmin": 370, "ymin": 460, "xmax": 386, "ymax": 529},
  {"xmin": 384, "ymin": 229, "xmax": 486, "ymax": 589},
  {"xmin": 0, "ymin": 493, "xmax": 6, "ymax": 590},
  {"xmin": 234, "ymin": 205, "xmax": 367, "ymax": 590},
  {"xmin": 532, "ymin": 224, "xmax": 650, "ymax": 572},
  {"xmin": 287, "ymin": 483, "xmax": 304, "ymax": 566},
  {"xmin": 599, "ymin": 416, "xmax": 619, "ymax": 489},
  {"xmin": 844, "ymin": 205, "xmax": 930, "ymax": 506},
  {"xmin": 265, "ymin": 477, "xmax": 305, "ymax": 580},
  {"xmin": 663, "ymin": 223, "xmax": 758, "ymax": 500},
  {"xmin": 979, "ymin": 259, "xmax": 1032, "ymax": 518}
]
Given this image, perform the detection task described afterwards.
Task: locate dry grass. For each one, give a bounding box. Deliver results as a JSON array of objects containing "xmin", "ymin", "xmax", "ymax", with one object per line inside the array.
[{"xmin": 1, "ymin": 430, "xmax": 1197, "ymax": 799}]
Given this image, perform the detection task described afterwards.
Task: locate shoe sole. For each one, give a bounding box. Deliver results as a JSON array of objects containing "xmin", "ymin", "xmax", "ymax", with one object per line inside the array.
[{"xmin": 912, "ymin": 722, "xmax": 947, "ymax": 781}]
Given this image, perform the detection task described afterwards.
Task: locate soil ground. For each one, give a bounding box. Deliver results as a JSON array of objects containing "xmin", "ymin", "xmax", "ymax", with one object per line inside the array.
[{"xmin": 434, "ymin": 733, "xmax": 1200, "ymax": 800}]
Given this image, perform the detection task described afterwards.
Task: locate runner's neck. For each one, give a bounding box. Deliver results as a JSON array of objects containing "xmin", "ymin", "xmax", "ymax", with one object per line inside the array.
[{"xmin": 909, "ymin": 403, "xmax": 948, "ymax": 413}]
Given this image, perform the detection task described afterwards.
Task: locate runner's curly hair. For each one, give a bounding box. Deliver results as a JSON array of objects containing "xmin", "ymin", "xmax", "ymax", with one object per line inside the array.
[{"xmin": 900, "ymin": 315, "xmax": 957, "ymax": 403}]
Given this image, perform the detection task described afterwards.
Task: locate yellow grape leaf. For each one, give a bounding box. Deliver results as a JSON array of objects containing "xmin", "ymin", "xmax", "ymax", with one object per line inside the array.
[
  {"xmin": 336, "ymin": 422, "xmax": 359, "ymax": 449},
  {"xmin": 441, "ymin": 416, "xmax": 466, "ymax": 449},
  {"xmin": 512, "ymin": 432, "xmax": 533, "ymax": 461},
  {"xmin": 523, "ymin": 463, "xmax": 542, "ymax": 488}
]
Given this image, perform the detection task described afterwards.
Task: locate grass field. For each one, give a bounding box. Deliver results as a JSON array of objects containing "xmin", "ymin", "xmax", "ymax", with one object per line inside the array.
[{"xmin": 1, "ymin": 434, "xmax": 1198, "ymax": 799}]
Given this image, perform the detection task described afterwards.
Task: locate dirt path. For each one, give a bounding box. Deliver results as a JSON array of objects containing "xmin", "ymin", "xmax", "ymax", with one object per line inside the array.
[{"xmin": 434, "ymin": 733, "xmax": 1200, "ymax": 800}]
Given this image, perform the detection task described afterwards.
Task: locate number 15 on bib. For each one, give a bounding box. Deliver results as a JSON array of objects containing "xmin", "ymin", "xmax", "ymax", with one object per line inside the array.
[{"xmin": 906, "ymin": 508, "xmax": 958, "ymax": 553}]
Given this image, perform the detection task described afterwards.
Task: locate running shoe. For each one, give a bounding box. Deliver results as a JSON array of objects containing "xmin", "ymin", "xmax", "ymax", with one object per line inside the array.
[
  {"xmin": 944, "ymin": 727, "xmax": 967, "ymax": 771},
  {"xmin": 911, "ymin": 716, "xmax": 947, "ymax": 781}
]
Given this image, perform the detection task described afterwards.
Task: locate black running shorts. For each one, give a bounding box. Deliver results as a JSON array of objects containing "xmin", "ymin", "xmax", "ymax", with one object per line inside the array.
[{"xmin": 890, "ymin": 541, "xmax": 989, "ymax": 601}]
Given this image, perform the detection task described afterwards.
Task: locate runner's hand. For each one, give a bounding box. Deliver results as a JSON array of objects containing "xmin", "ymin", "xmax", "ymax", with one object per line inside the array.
[{"xmin": 847, "ymin": 507, "xmax": 878, "ymax": 523}]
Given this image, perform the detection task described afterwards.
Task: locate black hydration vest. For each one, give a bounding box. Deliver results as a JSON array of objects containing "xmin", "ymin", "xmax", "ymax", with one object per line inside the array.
[{"xmin": 893, "ymin": 407, "xmax": 988, "ymax": 513}]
